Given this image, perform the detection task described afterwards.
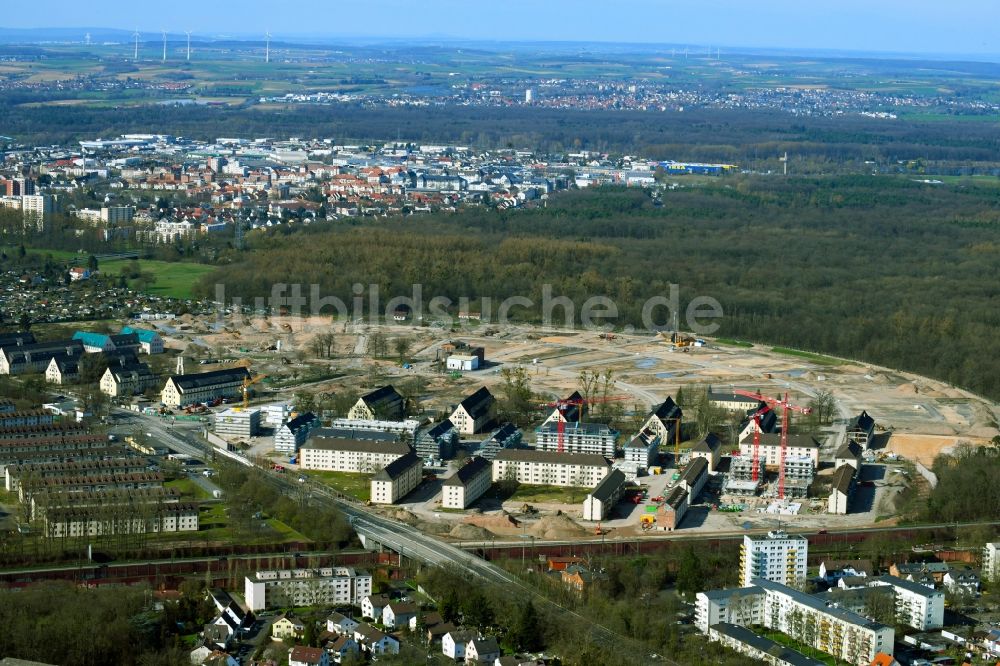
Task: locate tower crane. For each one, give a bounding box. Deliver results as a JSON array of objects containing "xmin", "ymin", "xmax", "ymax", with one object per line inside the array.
[
  {"xmin": 242, "ymin": 373, "xmax": 267, "ymax": 409},
  {"xmin": 733, "ymin": 390, "xmax": 812, "ymax": 499},
  {"xmin": 539, "ymin": 394, "xmax": 630, "ymax": 453}
]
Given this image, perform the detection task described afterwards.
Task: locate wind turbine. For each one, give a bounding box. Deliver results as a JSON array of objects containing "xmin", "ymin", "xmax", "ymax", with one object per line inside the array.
[
  {"xmin": 185, "ymin": 31, "xmax": 192, "ymax": 61},
  {"xmin": 265, "ymin": 31, "xmax": 271, "ymax": 63},
  {"xmin": 133, "ymin": 28, "xmax": 140, "ymax": 60},
  {"xmin": 161, "ymin": 30, "xmax": 167, "ymax": 62}
]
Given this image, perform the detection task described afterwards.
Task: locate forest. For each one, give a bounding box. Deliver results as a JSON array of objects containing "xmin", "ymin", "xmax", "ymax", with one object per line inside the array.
[
  {"xmin": 4, "ymin": 99, "xmax": 1000, "ymax": 173},
  {"xmin": 197, "ymin": 178, "xmax": 1000, "ymax": 400}
]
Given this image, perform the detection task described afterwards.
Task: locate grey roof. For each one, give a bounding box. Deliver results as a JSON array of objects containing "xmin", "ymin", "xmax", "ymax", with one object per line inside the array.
[
  {"xmin": 427, "ymin": 419, "xmax": 456, "ymax": 439},
  {"xmin": 758, "ymin": 433, "xmax": 821, "ymax": 449},
  {"xmin": 372, "ymin": 452, "xmax": 421, "ymax": 481},
  {"xmin": 680, "ymin": 456, "xmax": 708, "ymax": 484},
  {"xmin": 443, "ymin": 456, "xmax": 491, "ymax": 487},
  {"xmin": 831, "ymin": 464, "xmax": 855, "ymax": 494},
  {"xmin": 664, "ymin": 484, "xmax": 687, "ymax": 509},
  {"xmin": 469, "ymin": 636, "xmax": 500, "ymax": 654},
  {"xmin": 317, "ymin": 427, "xmax": 400, "ymax": 443},
  {"xmin": 360, "ymin": 384, "xmax": 403, "ymax": 407},
  {"xmin": 303, "ymin": 434, "xmax": 411, "ymax": 455},
  {"xmin": 874, "ymin": 575, "xmax": 944, "ymax": 598},
  {"xmin": 169, "ymin": 367, "xmax": 250, "ymax": 391},
  {"xmin": 494, "ymin": 449, "xmax": 610, "ymax": 467},
  {"xmin": 2, "ymin": 339, "xmax": 83, "ymax": 363},
  {"xmin": 587, "ymin": 468, "xmax": 626, "ymax": 502},
  {"xmin": 652, "ymin": 396, "xmax": 681, "ymax": 420},
  {"xmin": 692, "ymin": 432, "xmax": 722, "ymax": 453},
  {"xmin": 848, "ymin": 410, "xmax": 876, "ymax": 434},
  {"xmin": 751, "ymin": 578, "xmax": 890, "ymax": 631},
  {"xmin": 536, "ymin": 421, "xmax": 617, "ymax": 437},
  {"xmin": 709, "ymin": 623, "xmax": 826, "ymax": 666},
  {"xmin": 457, "ymin": 386, "xmax": 495, "ymax": 419},
  {"xmin": 699, "ymin": 585, "xmax": 763, "ymax": 601},
  {"xmin": 0, "ymin": 331, "xmax": 36, "ymax": 347},
  {"xmin": 835, "ymin": 440, "xmax": 862, "ymax": 460},
  {"xmin": 283, "ymin": 412, "xmax": 318, "ymax": 433}
]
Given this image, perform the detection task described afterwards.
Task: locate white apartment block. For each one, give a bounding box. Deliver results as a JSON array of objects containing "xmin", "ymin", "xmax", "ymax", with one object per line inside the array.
[
  {"xmin": 984, "ymin": 543, "xmax": 1000, "ymax": 583},
  {"xmin": 695, "ymin": 587, "xmax": 765, "ymax": 633},
  {"xmin": 582, "ymin": 469, "xmax": 627, "ymax": 521},
  {"xmin": 740, "ymin": 530, "xmax": 809, "ymax": 588},
  {"xmin": 441, "ymin": 456, "xmax": 492, "ymax": 509},
  {"xmin": 328, "ymin": 418, "xmax": 421, "ymax": 439},
  {"xmin": 868, "ymin": 575, "xmax": 944, "ymax": 630},
  {"xmin": 370, "ymin": 453, "xmax": 422, "ymax": 505},
  {"xmin": 623, "ymin": 432, "xmax": 659, "ymax": 468},
  {"xmin": 299, "ymin": 434, "xmax": 411, "ymax": 473},
  {"xmin": 492, "ymin": 449, "xmax": 610, "ymax": 488},
  {"xmin": 739, "ymin": 434, "xmax": 821, "ymax": 467},
  {"xmin": 754, "ymin": 578, "xmax": 894, "ymax": 665},
  {"xmin": 245, "ymin": 567, "xmax": 373, "ymax": 611},
  {"xmin": 707, "ymin": 623, "xmax": 827, "ymax": 666},
  {"xmin": 535, "ymin": 421, "xmax": 618, "ymax": 457},
  {"xmin": 44, "ymin": 502, "xmax": 199, "ymax": 538}
]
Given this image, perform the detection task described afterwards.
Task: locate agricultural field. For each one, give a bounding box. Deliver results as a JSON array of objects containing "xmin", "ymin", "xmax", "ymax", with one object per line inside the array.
[{"xmin": 99, "ymin": 258, "xmax": 216, "ymax": 299}]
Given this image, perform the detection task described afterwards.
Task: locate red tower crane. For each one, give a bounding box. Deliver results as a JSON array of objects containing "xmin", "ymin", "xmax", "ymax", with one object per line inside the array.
[
  {"xmin": 746, "ymin": 404, "xmax": 772, "ymax": 483},
  {"xmin": 539, "ymin": 395, "xmax": 630, "ymax": 453},
  {"xmin": 733, "ymin": 390, "xmax": 812, "ymax": 499}
]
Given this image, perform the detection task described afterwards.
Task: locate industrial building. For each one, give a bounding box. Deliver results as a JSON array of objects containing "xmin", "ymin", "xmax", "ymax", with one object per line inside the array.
[
  {"xmin": 214, "ymin": 407, "xmax": 262, "ymax": 438},
  {"xmin": 740, "ymin": 530, "xmax": 808, "ymax": 588},
  {"xmin": 441, "ymin": 456, "xmax": 492, "ymax": 509},
  {"xmin": 245, "ymin": 568, "xmax": 373, "ymax": 611}
]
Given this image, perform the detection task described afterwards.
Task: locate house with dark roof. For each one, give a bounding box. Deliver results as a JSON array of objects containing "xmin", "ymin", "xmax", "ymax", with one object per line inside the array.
[
  {"xmin": 492, "ymin": 449, "xmax": 610, "ymax": 487},
  {"xmin": 828, "ymin": 464, "xmax": 856, "ymax": 515},
  {"xmin": 416, "ymin": 418, "xmax": 458, "ymax": 461},
  {"xmin": 0, "ymin": 339, "xmax": 84, "ymax": 375},
  {"xmin": 655, "ymin": 485, "xmax": 689, "ymax": 531},
  {"xmin": 348, "ymin": 385, "xmax": 404, "ymax": 421},
  {"xmin": 288, "ymin": 645, "xmax": 329, "ymax": 666},
  {"xmin": 582, "ymin": 468, "xmax": 626, "ymax": 520},
  {"xmin": 0, "ymin": 331, "xmax": 35, "ymax": 348},
  {"xmin": 466, "ymin": 636, "xmax": 501, "ymax": 663},
  {"xmin": 120, "ymin": 326, "xmax": 164, "ymax": 354},
  {"xmin": 738, "ymin": 405, "xmax": 778, "ymax": 443},
  {"xmin": 450, "ymin": 386, "xmax": 496, "ymax": 435},
  {"xmin": 835, "ymin": 440, "xmax": 863, "ymax": 470},
  {"xmin": 274, "ymin": 412, "xmax": 320, "ymax": 453},
  {"xmin": 160, "ymin": 367, "xmax": 251, "ymax": 407},
  {"xmin": 847, "ymin": 410, "xmax": 876, "ymax": 449},
  {"xmin": 690, "ymin": 432, "xmax": 723, "ymax": 471},
  {"xmin": 543, "ymin": 391, "xmax": 583, "ymax": 424},
  {"xmin": 679, "ymin": 457, "xmax": 709, "ymax": 504},
  {"xmin": 44, "ymin": 351, "xmax": 80, "ymax": 385},
  {"xmin": 370, "ymin": 452, "xmax": 422, "ymax": 504},
  {"xmin": 99, "ymin": 354, "xmax": 156, "ymax": 397},
  {"xmin": 442, "ymin": 455, "xmax": 492, "ymax": 509},
  {"xmin": 641, "ymin": 397, "xmax": 682, "ymax": 446}
]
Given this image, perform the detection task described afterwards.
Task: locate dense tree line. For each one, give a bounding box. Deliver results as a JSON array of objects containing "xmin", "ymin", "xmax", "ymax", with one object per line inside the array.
[
  {"xmin": 4, "ymin": 100, "xmax": 1000, "ymax": 172},
  {"xmin": 922, "ymin": 442, "xmax": 1000, "ymax": 523},
  {"xmin": 199, "ymin": 179, "xmax": 1000, "ymax": 400}
]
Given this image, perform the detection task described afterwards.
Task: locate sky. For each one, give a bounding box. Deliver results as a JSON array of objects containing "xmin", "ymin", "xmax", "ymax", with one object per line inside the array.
[{"xmin": 4, "ymin": 0, "xmax": 999, "ymax": 58}]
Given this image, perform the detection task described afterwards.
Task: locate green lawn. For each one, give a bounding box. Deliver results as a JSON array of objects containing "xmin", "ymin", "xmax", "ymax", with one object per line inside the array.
[
  {"xmin": 100, "ymin": 259, "xmax": 215, "ymax": 299},
  {"xmin": 762, "ymin": 630, "xmax": 837, "ymax": 665},
  {"xmin": 305, "ymin": 470, "xmax": 372, "ymax": 502},
  {"xmin": 715, "ymin": 338, "xmax": 754, "ymax": 348},
  {"xmin": 164, "ymin": 477, "xmax": 212, "ymax": 500},
  {"xmin": 770, "ymin": 346, "xmax": 844, "ymax": 366}
]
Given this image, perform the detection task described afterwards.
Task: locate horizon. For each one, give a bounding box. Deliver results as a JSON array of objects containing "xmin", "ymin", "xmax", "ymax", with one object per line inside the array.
[{"xmin": 0, "ymin": 0, "xmax": 997, "ymax": 61}]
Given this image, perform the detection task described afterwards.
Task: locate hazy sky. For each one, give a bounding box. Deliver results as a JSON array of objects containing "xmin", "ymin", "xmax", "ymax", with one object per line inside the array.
[{"xmin": 6, "ymin": 0, "xmax": 999, "ymax": 57}]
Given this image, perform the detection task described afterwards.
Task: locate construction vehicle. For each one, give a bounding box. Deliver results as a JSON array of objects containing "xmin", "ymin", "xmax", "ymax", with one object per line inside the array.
[
  {"xmin": 598, "ymin": 333, "xmax": 617, "ymax": 341},
  {"xmin": 281, "ymin": 323, "xmax": 293, "ymax": 333},
  {"xmin": 539, "ymin": 394, "xmax": 630, "ymax": 453},
  {"xmin": 733, "ymin": 390, "xmax": 812, "ymax": 499},
  {"xmin": 242, "ymin": 373, "xmax": 268, "ymax": 409},
  {"xmin": 594, "ymin": 523, "xmax": 607, "ymax": 536}
]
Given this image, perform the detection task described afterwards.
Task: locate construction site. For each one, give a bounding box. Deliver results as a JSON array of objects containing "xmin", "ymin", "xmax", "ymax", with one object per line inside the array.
[{"xmin": 149, "ymin": 313, "xmax": 999, "ymax": 544}]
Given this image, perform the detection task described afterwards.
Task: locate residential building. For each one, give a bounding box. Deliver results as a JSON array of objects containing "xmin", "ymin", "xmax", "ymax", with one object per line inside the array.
[
  {"xmin": 679, "ymin": 456, "xmax": 708, "ymax": 505},
  {"xmin": 160, "ymin": 367, "xmax": 251, "ymax": 408},
  {"xmin": 847, "ymin": 410, "xmax": 876, "ymax": 449},
  {"xmin": 476, "ymin": 423, "xmax": 522, "ymax": 460},
  {"xmin": 695, "ymin": 586, "xmax": 765, "ymax": 632},
  {"xmin": 298, "ymin": 431, "xmax": 412, "ymax": 472},
  {"xmin": 21, "ymin": 194, "xmax": 57, "ymax": 229},
  {"xmin": 271, "ymin": 614, "xmax": 306, "ymax": 640},
  {"xmin": 353, "ymin": 622, "xmax": 399, "ymax": 655},
  {"xmin": 738, "ymin": 407, "xmax": 779, "ymax": 444},
  {"xmin": 983, "ymin": 543, "xmax": 1000, "ymax": 583},
  {"xmin": 542, "ymin": 391, "xmax": 583, "ymax": 425},
  {"xmin": 466, "ymin": 636, "xmax": 500, "ymax": 664},
  {"xmin": 244, "ymin": 568, "xmax": 373, "ymax": 611},
  {"xmin": 781, "ymin": 455, "xmax": 815, "ymax": 499},
  {"xmin": 370, "ymin": 452, "xmax": 422, "ymax": 504},
  {"xmin": 491, "ymin": 449, "xmax": 610, "ymax": 487},
  {"xmin": 361, "ymin": 594, "xmax": 391, "ymax": 620},
  {"xmin": 0, "ymin": 339, "xmax": 84, "ymax": 375},
  {"xmin": 535, "ymin": 421, "xmax": 618, "ymax": 457},
  {"xmin": 709, "ymin": 391, "xmax": 761, "ymax": 412},
  {"xmin": 640, "ymin": 397, "xmax": 682, "ymax": 447},
  {"xmin": 868, "ymin": 575, "xmax": 944, "ymax": 630},
  {"xmin": 690, "ymin": 432, "xmax": 723, "ymax": 471},
  {"xmin": 819, "ymin": 560, "xmax": 873, "ymax": 585},
  {"xmin": 835, "ymin": 441, "xmax": 863, "ymax": 470},
  {"xmin": 289, "ymin": 646, "xmax": 329, "ymax": 666},
  {"xmin": 274, "ymin": 412, "xmax": 320, "ymax": 453},
  {"xmin": 44, "ymin": 353, "xmax": 79, "ymax": 385},
  {"xmin": 450, "ymin": 387, "xmax": 496, "ymax": 435},
  {"xmin": 72, "ymin": 331, "xmax": 140, "ymax": 355},
  {"xmin": 740, "ymin": 530, "xmax": 809, "ymax": 588},
  {"xmin": 726, "ymin": 455, "xmax": 765, "ymax": 496},
  {"xmin": 654, "ymin": 485, "xmax": 688, "ymax": 531},
  {"xmin": 739, "ymin": 433, "xmax": 821, "ymax": 468},
  {"xmin": 348, "ymin": 385, "xmax": 405, "ymax": 421},
  {"xmin": 326, "ymin": 612, "xmax": 359, "ymax": 636},
  {"xmin": 582, "ymin": 468, "xmax": 626, "ymax": 521},
  {"xmin": 328, "ymin": 417, "xmax": 421, "ymax": 439},
  {"xmin": 623, "ymin": 431, "xmax": 659, "ymax": 469},
  {"xmin": 416, "ymin": 419, "xmax": 458, "ymax": 461},
  {"xmin": 327, "ymin": 635, "xmax": 359, "ymax": 663},
  {"xmin": 443, "ymin": 630, "xmax": 478, "ymax": 661},
  {"xmin": 942, "ymin": 566, "xmax": 980, "ymax": 594},
  {"xmin": 213, "ymin": 408, "xmax": 262, "ymax": 438},
  {"xmin": 441, "ymin": 456, "xmax": 492, "ymax": 509},
  {"xmin": 382, "ymin": 602, "xmax": 417, "ymax": 629},
  {"xmin": 99, "ymin": 356, "xmax": 157, "ymax": 397},
  {"xmin": 120, "ymin": 326, "xmax": 164, "ymax": 354},
  {"xmin": 828, "ymin": 464, "xmax": 855, "ymax": 515},
  {"xmin": 707, "ymin": 622, "xmax": 826, "ymax": 666}
]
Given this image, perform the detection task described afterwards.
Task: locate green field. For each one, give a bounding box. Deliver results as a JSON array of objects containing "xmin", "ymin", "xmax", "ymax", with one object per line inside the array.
[
  {"xmin": 100, "ymin": 259, "xmax": 215, "ymax": 299},
  {"xmin": 164, "ymin": 477, "xmax": 212, "ymax": 500},
  {"xmin": 770, "ymin": 347, "xmax": 844, "ymax": 366},
  {"xmin": 305, "ymin": 470, "xmax": 372, "ymax": 502},
  {"xmin": 714, "ymin": 338, "xmax": 754, "ymax": 348}
]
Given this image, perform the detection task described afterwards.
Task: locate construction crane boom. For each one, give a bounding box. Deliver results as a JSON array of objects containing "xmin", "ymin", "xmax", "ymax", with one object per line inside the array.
[
  {"xmin": 539, "ymin": 395, "xmax": 630, "ymax": 453},
  {"xmin": 733, "ymin": 390, "xmax": 811, "ymax": 498},
  {"xmin": 242, "ymin": 373, "xmax": 267, "ymax": 409}
]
